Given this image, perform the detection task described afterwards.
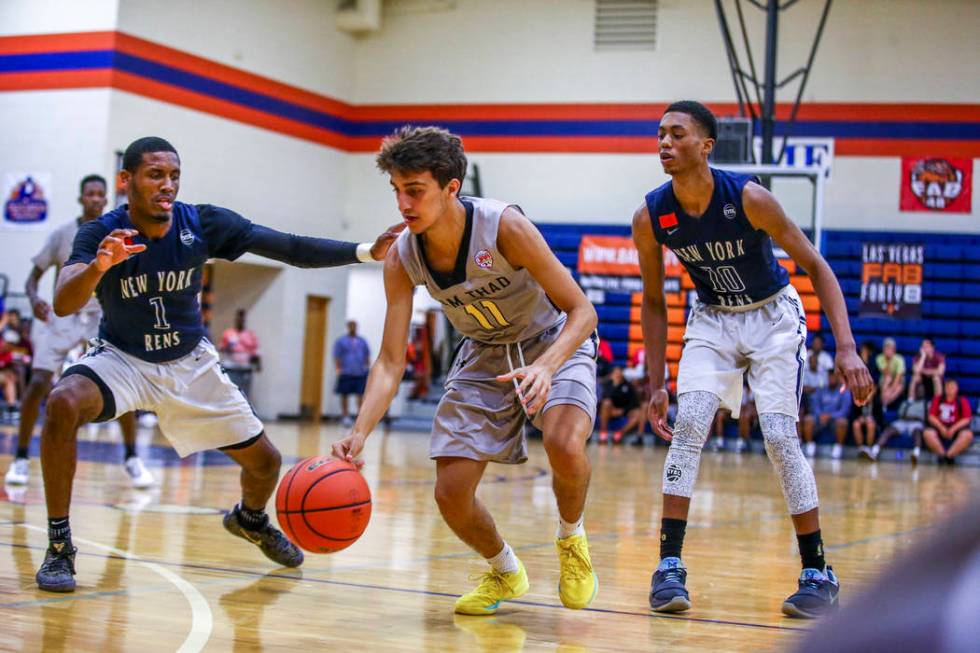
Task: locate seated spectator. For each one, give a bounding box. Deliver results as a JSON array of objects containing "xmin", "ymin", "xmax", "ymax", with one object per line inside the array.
[
  {"xmin": 876, "ymin": 337, "xmax": 906, "ymax": 411},
  {"xmin": 809, "ymin": 333, "xmax": 835, "ymax": 374},
  {"xmin": 597, "ymin": 366, "xmax": 642, "ymax": 444},
  {"xmin": 923, "ymin": 378, "xmax": 974, "ymax": 465},
  {"xmin": 908, "ymin": 337, "xmax": 945, "ymax": 402},
  {"xmin": 801, "ymin": 371, "xmax": 852, "ymax": 459},
  {"xmin": 623, "ymin": 346, "xmax": 645, "ymax": 383},
  {"xmin": 871, "ymin": 383, "xmax": 928, "ymax": 464},
  {"xmin": 0, "ymin": 330, "xmax": 18, "ymax": 418},
  {"xmin": 854, "ymin": 385, "xmax": 884, "ymax": 461},
  {"xmin": 596, "ymin": 337, "xmax": 614, "ymax": 383},
  {"xmin": 711, "ymin": 386, "xmax": 756, "ymax": 453}
]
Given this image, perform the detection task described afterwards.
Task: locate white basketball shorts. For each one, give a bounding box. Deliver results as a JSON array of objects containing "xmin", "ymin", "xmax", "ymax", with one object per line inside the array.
[
  {"xmin": 64, "ymin": 338, "xmax": 263, "ymax": 456},
  {"xmin": 31, "ymin": 310, "xmax": 101, "ymax": 373},
  {"xmin": 677, "ymin": 285, "xmax": 807, "ymax": 420}
]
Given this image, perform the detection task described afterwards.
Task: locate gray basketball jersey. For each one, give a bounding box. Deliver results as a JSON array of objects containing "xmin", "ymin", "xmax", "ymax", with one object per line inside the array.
[{"xmin": 396, "ymin": 196, "xmax": 563, "ymax": 344}]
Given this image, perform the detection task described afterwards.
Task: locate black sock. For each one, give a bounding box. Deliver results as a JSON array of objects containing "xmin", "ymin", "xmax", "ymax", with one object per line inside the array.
[
  {"xmin": 48, "ymin": 516, "xmax": 71, "ymax": 543},
  {"xmin": 124, "ymin": 443, "xmax": 137, "ymax": 460},
  {"xmin": 16, "ymin": 446, "xmax": 29, "ymax": 460},
  {"xmin": 236, "ymin": 503, "xmax": 269, "ymax": 531},
  {"xmin": 660, "ymin": 518, "xmax": 687, "ymax": 560},
  {"xmin": 797, "ymin": 530, "xmax": 826, "ymax": 570}
]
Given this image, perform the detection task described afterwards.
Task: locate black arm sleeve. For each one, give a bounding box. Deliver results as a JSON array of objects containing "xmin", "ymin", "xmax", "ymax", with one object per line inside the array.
[
  {"xmin": 247, "ymin": 225, "xmax": 360, "ymax": 268},
  {"xmin": 65, "ymin": 221, "xmax": 110, "ymax": 266},
  {"xmin": 199, "ymin": 204, "xmax": 361, "ymax": 267}
]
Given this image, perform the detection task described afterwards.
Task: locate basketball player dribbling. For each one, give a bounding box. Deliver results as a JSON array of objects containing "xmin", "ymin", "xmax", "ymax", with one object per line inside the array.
[
  {"xmin": 34, "ymin": 136, "xmax": 402, "ymax": 592},
  {"xmin": 634, "ymin": 101, "xmax": 874, "ymax": 618},
  {"xmin": 331, "ymin": 126, "xmax": 600, "ymax": 615}
]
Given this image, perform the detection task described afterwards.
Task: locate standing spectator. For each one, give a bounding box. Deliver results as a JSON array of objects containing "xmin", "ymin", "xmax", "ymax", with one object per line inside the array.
[
  {"xmin": 876, "ymin": 337, "xmax": 906, "ymax": 411},
  {"xmin": 597, "ymin": 366, "xmax": 642, "ymax": 444},
  {"xmin": 923, "ymin": 379, "xmax": 974, "ymax": 465},
  {"xmin": 801, "ymin": 372, "xmax": 853, "ymax": 459},
  {"xmin": 871, "ymin": 383, "xmax": 928, "ymax": 464},
  {"xmin": 623, "ymin": 345, "xmax": 645, "ymax": 382},
  {"xmin": 908, "ymin": 337, "xmax": 945, "ymax": 402},
  {"xmin": 809, "ymin": 333, "xmax": 834, "ymax": 375},
  {"xmin": 219, "ymin": 308, "xmax": 262, "ymax": 399},
  {"xmin": 333, "ymin": 320, "xmax": 370, "ymax": 427}
]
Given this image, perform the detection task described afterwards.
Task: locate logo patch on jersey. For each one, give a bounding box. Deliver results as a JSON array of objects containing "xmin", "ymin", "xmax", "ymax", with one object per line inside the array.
[
  {"xmin": 665, "ymin": 464, "xmax": 683, "ymax": 483},
  {"xmin": 723, "ymin": 203, "xmax": 737, "ymax": 220},
  {"xmin": 179, "ymin": 228, "xmax": 195, "ymax": 246},
  {"xmin": 474, "ymin": 249, "xmax": 494, "ymax": 269},
  {"xmin": 658, "ymin": 212, "xmax": 678, "ymax": 229}
]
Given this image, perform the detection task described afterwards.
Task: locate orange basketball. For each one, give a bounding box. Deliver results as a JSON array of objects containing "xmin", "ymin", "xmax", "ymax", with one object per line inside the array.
[{"xmin": 275, "ymin": 456, "xmax": 372, "ymax": 554}]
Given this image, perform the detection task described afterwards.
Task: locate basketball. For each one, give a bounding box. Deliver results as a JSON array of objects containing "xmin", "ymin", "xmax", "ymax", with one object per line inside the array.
[{"xmin": 275, "ymin": 456, "xmax": 372, "ymax": 554}]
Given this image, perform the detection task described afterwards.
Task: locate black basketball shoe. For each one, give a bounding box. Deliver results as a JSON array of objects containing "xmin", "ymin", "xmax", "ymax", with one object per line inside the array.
[
  {"xmin": 223, "ymin": 507, "xmax": 304, "ymax": 568},
  {"xmin": 782, "ymin": 566, "xmax": 840, "ymax": 618},
  {"xmin": 649, "ymin": 556, "xmax": 692, "ymax": 612},
  {"xmin": 36, "ymin": 540, "xmax": 78, "ymax": 592}
]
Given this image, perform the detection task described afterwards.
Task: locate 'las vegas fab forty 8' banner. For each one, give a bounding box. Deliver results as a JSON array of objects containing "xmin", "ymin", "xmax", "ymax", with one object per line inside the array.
[{"xmin": 860, "ymin": 242, "xmax": 924, "ymax": 319}]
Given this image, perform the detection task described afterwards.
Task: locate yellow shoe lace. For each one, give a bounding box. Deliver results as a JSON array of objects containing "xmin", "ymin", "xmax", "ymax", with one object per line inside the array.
[
  {"xmin": 466, "ymin": 569, "xmax": 511, "ymax": 602},
  {"xmin": 558, "ymin": 539, "xmax": 593, "ymax": 582}
]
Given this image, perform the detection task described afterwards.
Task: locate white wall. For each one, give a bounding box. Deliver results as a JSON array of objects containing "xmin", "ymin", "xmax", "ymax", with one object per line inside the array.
[
  {"xmin": 0, "ymin": 0, "xmax": 118, "ymax": 36},
  {"xmin": 0, "ymin": 90, "xmax": 113, "ymax": 294}
]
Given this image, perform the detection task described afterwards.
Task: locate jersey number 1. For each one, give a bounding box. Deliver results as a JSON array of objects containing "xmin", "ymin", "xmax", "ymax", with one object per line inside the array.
[
  {"xmin": 149, "ymin": 296, "xmax": 171, "ymax": 330},
  {"xmin": 464, "ymin": 300, "xmax": 511, "ymax": 331}
]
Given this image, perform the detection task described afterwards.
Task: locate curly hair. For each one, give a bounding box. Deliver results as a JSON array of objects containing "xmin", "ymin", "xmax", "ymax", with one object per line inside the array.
[{"xmin": 376, "ymin": 125, "xmax": 467, "ymax": 189}]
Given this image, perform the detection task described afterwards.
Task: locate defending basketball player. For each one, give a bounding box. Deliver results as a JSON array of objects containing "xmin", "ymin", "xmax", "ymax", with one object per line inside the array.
[
  {"xmin": 634, "ymin": 102, "xmax": 874, "ymax": 618},
  {"xmin": 34, "ymin": 136, "xmax": 402, "ymax": 592},
  {"xmin": 331, "ymin": 126, "xmax": 600, "ymax": 615}
]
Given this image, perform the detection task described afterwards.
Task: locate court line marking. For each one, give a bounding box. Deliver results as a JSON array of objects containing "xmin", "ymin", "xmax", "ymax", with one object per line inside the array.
[
  {"xmin": 16, "ymin": 524, "xmax": 213, "ymax": 653},
  {"xmin": 0, "ymin": 539, "xmax": 804, "ymax": 634}
]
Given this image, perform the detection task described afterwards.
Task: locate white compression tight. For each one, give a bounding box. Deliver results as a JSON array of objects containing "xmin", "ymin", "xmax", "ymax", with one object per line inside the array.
[
  {"xmin": 760, "ymin": 412, "xmax": 819, "ymax": 515},
  {"xmin": 662, "ymin": 392, "xmax": 820, "ymax": 516},
  {"xmin": 662, "ymin": 391, "xmax": 718, "ymax": 498}
]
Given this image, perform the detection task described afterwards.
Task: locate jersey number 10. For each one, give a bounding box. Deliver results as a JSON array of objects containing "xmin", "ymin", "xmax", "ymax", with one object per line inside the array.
[{"xmin": 464, "ymin": 300, "xmax": 511, "ymax": 331}]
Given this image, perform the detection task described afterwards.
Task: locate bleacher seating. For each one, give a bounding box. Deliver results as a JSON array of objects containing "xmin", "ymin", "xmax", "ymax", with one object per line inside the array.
[{"xmin": 539, "ymin": 224, "xmax": 980, "ymax": 400}]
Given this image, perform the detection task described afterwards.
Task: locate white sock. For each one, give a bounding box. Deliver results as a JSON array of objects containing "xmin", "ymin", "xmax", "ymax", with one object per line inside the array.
[
  {"xmin": 487, "ymin": 542, "xmax": 520, "ymax": 574},
  {"xmin": 557, "ymin": 514, "xmax": 585, "ymax": 539}
]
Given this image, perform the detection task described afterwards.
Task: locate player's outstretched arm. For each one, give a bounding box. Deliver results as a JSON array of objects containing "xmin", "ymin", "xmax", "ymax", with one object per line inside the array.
[
  {"xmin": 330, "ymin": 249, "xmax": 414, "ymax": 467},
  {"xmin": 246, "ymin": 222, "xmax": 405, "ymax": 267},
  {"xmin": 495, "ymin": 207, "xmax": 598, "ymax": 415},
  {"xmin": 54, "ymin": 227, "xmax": 145, "ymax": 316},
  {"xmin": 633, "ymin": 203, "xmax": 673, "ymax": 441},
  {"xmin": 743, "ymin": 182, "xmax": 874, "ymax": 405}
]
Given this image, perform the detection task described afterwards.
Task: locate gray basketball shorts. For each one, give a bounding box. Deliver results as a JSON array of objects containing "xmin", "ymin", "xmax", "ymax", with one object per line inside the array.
[
  {"xmin": 430, "ymin": 323, "xmax": 598, "ymax": 465},
  {"xmin": 63, "ymin": 338, "xmax": 263, "ymax": 457}
]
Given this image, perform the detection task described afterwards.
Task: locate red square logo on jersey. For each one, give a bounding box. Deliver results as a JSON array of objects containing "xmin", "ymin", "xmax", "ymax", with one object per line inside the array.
[{"xmin": 659, "ymin": 213, "xmax": 678, "ymax": 229}]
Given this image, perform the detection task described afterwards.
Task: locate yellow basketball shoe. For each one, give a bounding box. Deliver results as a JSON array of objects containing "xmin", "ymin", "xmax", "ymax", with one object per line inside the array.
[
  {"xmin": 556, "ymin": 533, "xmax": 598, "ymax": 609},
  {"xmin": 454, "ymin": 559, "xmax": 529, "ymax": 616}
]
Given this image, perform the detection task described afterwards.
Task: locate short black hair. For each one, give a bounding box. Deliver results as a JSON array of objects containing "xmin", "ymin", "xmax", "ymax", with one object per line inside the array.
[
  {"xmin": 79, "ymin": 174, "xmax": 107, "ymax": 194},
  {"xmin": 664, "ymin": 101, "xmax": 718, "ymax": 140},
  {"xmin": 122, "ymin": 137, "xmax": 179, "ymax": 173}
]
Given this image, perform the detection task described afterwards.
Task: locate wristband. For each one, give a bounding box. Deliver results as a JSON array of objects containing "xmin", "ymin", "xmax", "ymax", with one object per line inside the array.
[{"xmin": 356, "ymin": 243, "xmax": 374, "ymax": 263}]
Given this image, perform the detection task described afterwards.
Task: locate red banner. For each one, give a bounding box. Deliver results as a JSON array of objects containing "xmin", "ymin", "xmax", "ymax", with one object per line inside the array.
[
  {"xmin": 577, "ymin": 235, "xmax": 683, "ymax": 276},
  {"xmin": 900, "ymin": 156, "xmax": 972, "ymax": 213}
]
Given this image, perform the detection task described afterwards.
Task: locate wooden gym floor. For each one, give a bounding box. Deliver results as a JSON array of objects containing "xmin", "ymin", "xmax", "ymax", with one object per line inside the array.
[{"xmin": 1, "ymin": 421, "xmax": 978, "ymax": 652}]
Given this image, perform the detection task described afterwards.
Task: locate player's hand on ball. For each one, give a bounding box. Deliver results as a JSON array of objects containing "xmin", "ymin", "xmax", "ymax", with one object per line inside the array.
[
  {"xmin": 369, "ymin": 222, "xmax": 407, "ymax": 261},
  {"xmin": 836, "ymin": 348, "xmax": 874, "ymax": 406},
  {"xmin": 331, "ymin": 433, "xmax": 366, "ymax": 469},
  {"xmin": 497, "ymin": 363, "xmax": 554, "ymax": 416},
  {"xmin": 94, "ymin": 229, "xmax": 146, "ymax": 272},
  {"xmin": 647, "ymin": 388, "xmax": 673, "ymax": 442}
]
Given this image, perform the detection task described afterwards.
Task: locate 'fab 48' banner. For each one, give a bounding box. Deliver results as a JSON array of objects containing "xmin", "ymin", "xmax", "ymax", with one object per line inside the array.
[
  {"xmin": 860, "ymin": 242, "xmax": 924, "ymax": 319},
  {"xmin": 900, "ymin": 157, "xmax": 972, "ymax": 213}
]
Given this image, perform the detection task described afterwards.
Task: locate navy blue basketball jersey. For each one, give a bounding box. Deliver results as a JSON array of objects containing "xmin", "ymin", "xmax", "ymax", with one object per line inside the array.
[
  {"xmin": 66, "ymin": 201, "xmax": 252, "ymax": 362},
  {"xmin": 645, "ymin": 167, "xmax": 789, "ymax": 307}
]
